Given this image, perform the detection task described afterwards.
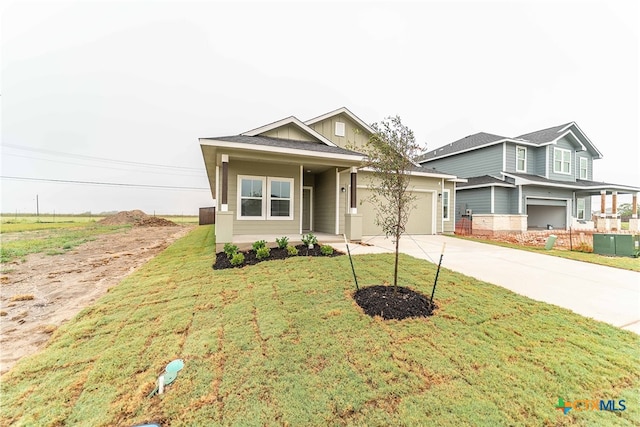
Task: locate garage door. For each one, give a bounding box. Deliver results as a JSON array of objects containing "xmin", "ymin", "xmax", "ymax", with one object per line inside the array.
[
  {"xmin": 526, "ymin": 202, "xmax": 567, "ymax": 229},
  {"xmin": 360, "ymin": 189, "xmax": 434, "ymax": 235}
]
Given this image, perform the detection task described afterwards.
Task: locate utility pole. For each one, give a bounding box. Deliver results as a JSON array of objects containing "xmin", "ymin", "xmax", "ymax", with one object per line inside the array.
[{"xmin": 36, "ymin": 194, "xmax": 40, "ymax": 222}]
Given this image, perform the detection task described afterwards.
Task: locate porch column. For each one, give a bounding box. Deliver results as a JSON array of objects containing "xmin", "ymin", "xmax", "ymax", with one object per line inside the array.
[
  {"xmin": 221, "ymin": 154, "xmax": 229, "ymax": 212},
  {"xmin": 600, "ymin": 190, "xmax": 606, "ymax": 217},
  {"xmin": 630, "ymin": 193, "xmax": 639, "ymax": 231},
  {"xmin": 611, "ymin": 191, "xmax": 618, "ymax": 216},
  {"xmin": 350, "ymin": 167, "xmax": 357, "ymax": 214}
]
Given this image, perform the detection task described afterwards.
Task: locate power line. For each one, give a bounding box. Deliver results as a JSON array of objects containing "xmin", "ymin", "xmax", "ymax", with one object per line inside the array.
[
  {"xmin": 1, "ymin": 176, "xmax": 210, "ymax": 191},
  {"xmin": 3, "ymin": 152, "xmax": 207, "ymax": 178},
  {"xmin": 1, "ymin": 143, "xmax": 203, "ymax": 171}
]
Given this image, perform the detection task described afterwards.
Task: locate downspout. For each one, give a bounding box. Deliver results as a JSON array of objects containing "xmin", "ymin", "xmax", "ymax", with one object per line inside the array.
[{"xmin": 299, "ymin": 165, "xmax": 303, "ymax": 234}]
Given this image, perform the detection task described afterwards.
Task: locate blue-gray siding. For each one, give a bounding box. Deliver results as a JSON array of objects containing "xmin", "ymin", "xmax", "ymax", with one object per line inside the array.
[
  {"xmin": 493, "ymin": 187, "xmax": 511, "ymax": 214},
  {"xmin": 455, "ymin": 188, "xmax": 491, "ymax": 221},
  {"xmin": 425, "ymin": 143, "xmax": 503, "ymax": 178}
]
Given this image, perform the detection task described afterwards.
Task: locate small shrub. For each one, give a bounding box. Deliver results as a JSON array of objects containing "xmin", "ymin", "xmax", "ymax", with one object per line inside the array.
[
  {"xmin": 230, "ymin": 253, "xmax": 245, "ymax": 266},
  {"xmin": 10, "ymin": 294, "xmax": 35, "ymax": 302},
  {"xmin": 301, "ymin": 233, "xmax": 318, "ymax": 247},
  {"xmin": 276, "ymin": 236, "xmax": 289, "ymax": 249},
  {"xmin": 256, "ymin": 246, "xmax": 271, "ymax": 260},
  {"xmin": 62, "ymin": 243, "xmax": 73, "ymax": 250},
  {"xmin": 252, "ymin": 240, "xmax": 267, "ymax": 251},
  {"xmin": 320, "ymin": 245, "xmax": 334, "ymax": 256},
  {"xmin": 287, "ymin": 245, "xmax": 299, "ymax": 256},
  {"xmin": 574, "ymin": 242, "xmax": 593, "ymax": 253},
  {"xmin": 223, "ymin": 243, "xmax": 239, "ymax": 259}
]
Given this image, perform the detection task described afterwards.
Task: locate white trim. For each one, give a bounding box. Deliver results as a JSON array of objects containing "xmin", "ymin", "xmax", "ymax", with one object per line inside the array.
[
  {"xmin": 305, "ymin": 107, "xmax": 376, "ymax": 134},
  {"xmin": 556, "ymin": 122, "xmax": 603, "ymax": 158},
  {"xmin": 358, "ymin": 166, "xmax": 458, "ymax": 180},
  {"xmin": 221, "ymin": 154, "xmax": 229, "ymax": 163},
  {"xmin": 490, "ymin": 186, "xmax": 495, "ymax": 214},
  {"xmin": 201, "ymin": 139, "xmax": 362, "ymax": 162},
  {"xmin": 518, "ymin": 185, "xmax": 522, "ymax": 214},
  {"xmin": 516, "ymin": 146, "xmax": 527, "ymax": 173},
  {"xmin": 240, "ymin": 116, "xmax": 338, "ymax": 147},
  {"xmin": 458, "ymin": 183, "xmax": 515, "ymax": 190},
  {"xmin": 215, "ymin": 165, "xmax": 220, "ymax": 204},
  {"xmin": 299, "ymin": 165, "xmax": 303, "ymax": 233},
  {"xmin": 335, "ymin": 168, "xmax": 340, "ymax": 235},
  {"xmin": 553, "ymin": 147, "xmax": 571, "ymax": 175},
  {"xmin": 502, "ymin": 142, "xmax": 506, "ymax": 171},
  {"xmin": 545, "ymin": 146, "xmax": 549, "ymax": 178},
  {"xmin": 503, "ymin": 172, "xmax": 640, "ymax": 192},
  {"xmin": 237, "ymin": 175, "xmax": 266, "ymax": 220},
  {"xmin": 526, "ymin": 195, "xmax": 570, "ymax": 201},
  {"xmin": 552, "ymin": 129, "xmax": 586, "ymax": 151}
]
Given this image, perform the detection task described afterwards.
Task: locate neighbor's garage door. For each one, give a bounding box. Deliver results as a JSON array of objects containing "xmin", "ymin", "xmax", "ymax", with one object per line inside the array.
[
  {"xmin": 360, "ymin": 189, "xmax": 434, "ymax": 235},
  {"xmin": 526, "ymin": 200, "xmax": 567, "ymax": 229}
]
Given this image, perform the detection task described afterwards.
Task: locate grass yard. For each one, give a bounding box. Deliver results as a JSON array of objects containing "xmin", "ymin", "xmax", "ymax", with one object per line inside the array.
[
  {"xmin": 1, "ymin": 226, "xmax": 638, "ymax": 426},
  {"xmin": 455, "ymin": 237, "xmax": 640, "ymax": 272},
  {"xmin": 0, "ymin": 223, "xmax": 131, "ymax": 263}
]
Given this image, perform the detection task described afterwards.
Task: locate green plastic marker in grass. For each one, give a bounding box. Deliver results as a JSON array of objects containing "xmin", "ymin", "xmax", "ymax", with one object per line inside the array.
[{"xmin": 147, "ymin": 359, "xmax": 184, "ymax": 398}]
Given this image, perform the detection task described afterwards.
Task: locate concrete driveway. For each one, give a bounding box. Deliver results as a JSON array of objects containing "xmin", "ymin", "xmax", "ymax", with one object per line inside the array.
[{"xmin": 333, "ymin": 235, "xmax": 640, "ymax": 334}]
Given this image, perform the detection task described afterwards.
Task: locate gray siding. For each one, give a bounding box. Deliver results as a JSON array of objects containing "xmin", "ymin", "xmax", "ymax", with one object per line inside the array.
[
  {"xmin": 314, "ymin": 168, "xmax": 337, "ymax": 234},
  {"xmin": 547, "ymin": 137, "xmax": 578, "ymax": 182},
  {"xmin": 424, "ymin": 143, "xmax": 504, "ymax": 178},
  {"xmin": 455, "ymin": 188, "xmax": 491, "ymax": 221},
  {"xmin": 534, "ymin": 147, "xmax": 547, "ymax": 176},
  {"xmin": 505, "ymin": 144, "xmax": 535, "ymax": 174},
  {"xmin": 524, "ymin": 186, "xmax": 573, "ymax": 200},
  {"xmin": 493, "ymin": 187, "xmax": 511, "ymax": 214},
  {"xmin": 230, "ymin": 160, "xmax": 300, "ymax": 235},
  {"xmin": 575, "ymin": 153, "xmax": 593, "ymax": 181}
]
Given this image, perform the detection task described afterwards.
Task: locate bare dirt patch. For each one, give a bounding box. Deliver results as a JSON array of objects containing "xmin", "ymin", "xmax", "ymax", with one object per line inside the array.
[{"xmin": 0, "ymin": 225, "xmax": 192, "ymax": 375}]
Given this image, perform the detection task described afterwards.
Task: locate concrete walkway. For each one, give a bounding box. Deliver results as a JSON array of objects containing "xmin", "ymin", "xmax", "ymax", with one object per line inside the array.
[{"xmin": 332, "ymin": 235, "xmax": 640, "ymax": 334}]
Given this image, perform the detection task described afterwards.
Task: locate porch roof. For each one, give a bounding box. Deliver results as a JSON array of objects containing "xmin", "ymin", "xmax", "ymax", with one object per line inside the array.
[
  {"xmin": 202, "ymin": 135, "xmax": 364, "ymax": 157},
  {"xmin": 503, "ymin": 172, "xmax": 640, "ymax": 194}
]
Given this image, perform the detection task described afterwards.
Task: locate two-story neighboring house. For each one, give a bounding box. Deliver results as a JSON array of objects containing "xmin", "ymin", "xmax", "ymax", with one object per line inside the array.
[{"xmin": 417, "ymin": 122, "xmax": 639, "ymax": 234}]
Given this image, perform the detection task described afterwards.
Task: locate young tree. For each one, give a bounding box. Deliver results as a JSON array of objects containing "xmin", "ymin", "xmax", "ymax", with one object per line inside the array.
[{"xmin": 362, "ymin": 116, "xmax": 424, "ymax": 292}]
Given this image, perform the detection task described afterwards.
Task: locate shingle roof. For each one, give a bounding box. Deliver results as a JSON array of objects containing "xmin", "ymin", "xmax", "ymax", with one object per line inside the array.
[
  {"xmin": 203, "ymin": 135, "xmax": 364, "ymax": 156},
  {"xmin": 416, "ymin": 132, "xmax": 509, "ymax": 163},
  {"xmin": 515, "ymin": 123, "xmax": 573, "ymax": 144},
  {"xmin": 504, "ymin": 172, "xmax": 640, "ymax": 192}
]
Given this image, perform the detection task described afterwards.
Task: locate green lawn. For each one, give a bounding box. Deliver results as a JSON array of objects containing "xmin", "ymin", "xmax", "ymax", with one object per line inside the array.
[
  {"xmin": 1, "ymin": 226, "xmax": 638, "ymax": 426},
  {"xmin": 455, "ymin": 236, "xmax": 640, "ymax": 272}
]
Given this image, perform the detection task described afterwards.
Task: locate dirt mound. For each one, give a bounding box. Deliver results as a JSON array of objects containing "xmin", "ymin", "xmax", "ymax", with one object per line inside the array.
[
  {"xmin": 98, "ymin": 210, "xmax": 177, "ymax": 227},
  {"xmin": 354, "ymin": 285, "xmax": 435, "ymax": 320}
]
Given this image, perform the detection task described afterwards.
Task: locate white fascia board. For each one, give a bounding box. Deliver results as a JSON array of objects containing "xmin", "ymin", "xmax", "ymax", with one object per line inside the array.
[
  {"xmin": 447, "ymin": 178, "xmax": 468, "ymax": 183},
  {"xmin": 420, "ymin": 138, "xmax": 535, "ymax": 163},
  {"xmin": 566, "ymin": 122, "xmax": 603, "ymax": 159},
  {"xmin": 359, "ymin": 166, "xmax": 458, "ymax": 180},
  {"xmin": 305, "ymin": 107, "xmax": 375, "ymax": 134},
  {"xmin": 458, "ymin": 183, "xmax": 516, "ymax": 190},
  {"xmin": 200, "ymin": 139, "xmax": 363, "ymax": 162},
  {"xmin": 241, "ymin": 116, "xmax": 338, "ymax": 147},
  {"xmin": 502, "ymin": 172, "xmax": 640, "ymax": 192},
  {"xmin": 552, "ymin": 129, "xmax": 586, "ymax": 151}
]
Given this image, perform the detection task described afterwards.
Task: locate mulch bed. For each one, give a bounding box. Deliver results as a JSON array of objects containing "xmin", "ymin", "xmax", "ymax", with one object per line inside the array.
[
  {"xmin": 354, "ymin": 285, "xmax": 436, "ymax": 320},
  {"xmin": 213, "ymin": 245, "xmax": 344, "ymax": 270}
]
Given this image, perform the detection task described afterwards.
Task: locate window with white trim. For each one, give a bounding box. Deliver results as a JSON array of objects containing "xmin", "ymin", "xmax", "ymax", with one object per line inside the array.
[
  {"xmin": 442, "ymin": 190, "xmax": 450, "ymax": 221},
  {"xmin": 268, "ymin": 177, "xmax": 293, "ymax": 219},
  {"xmin": 516, "ymin": 146, "xmax": 527, "ymax": 172},
  {"xmin": 553, "ymin": 148, "xmax": 571, "ymax": 174},
  {"xmin": 239, "ymin": 176, "xmax": 265, "ymax": 218},
  {"xmin": 577, "ymin": 198, "xmax": 585, "ymax": 220},
  {"xmin": 238, "ymin": 175, "xmax": 294, "ymax": 220},
  {"xmin": 579, "ymin": 157, "xmax": 588, "ymax": 180}
]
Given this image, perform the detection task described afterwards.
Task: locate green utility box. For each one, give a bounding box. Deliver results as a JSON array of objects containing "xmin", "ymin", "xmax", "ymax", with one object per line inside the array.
[
  {"xmin": 593, "ymin": 234, "xmax": 639, "ymax": 257},
  {"xmin": 614, "ymin": 234, "xmax": 640, "ymax": 257}
]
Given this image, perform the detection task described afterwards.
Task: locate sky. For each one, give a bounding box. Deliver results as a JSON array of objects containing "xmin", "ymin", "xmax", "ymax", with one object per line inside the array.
[{"xmin": 1, "ymin": 0, "xmax": 638, "ymax": 215}]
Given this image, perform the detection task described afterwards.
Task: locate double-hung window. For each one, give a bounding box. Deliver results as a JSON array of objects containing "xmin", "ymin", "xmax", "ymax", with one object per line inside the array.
[
  {"xmin": 238, "ymin": 175, "xmax": 293, "ymax": 220},
  {"xmin": 516, "ymin": 146, "xmax": 527, "ymax": 172},
  {"xmin": 442, "ymin": 190, "xmax": 450, "ymax": 221},
  {"xmin": 579, "ymin": 157, "xmax": 588, "ymax": 180},
  {"xmin": 553, "ymin": 148, "xmax": 571, "ymax": 174},
  {"xmin": 577, "ymin": 198, "xmax": 585, "ymax": 220}
]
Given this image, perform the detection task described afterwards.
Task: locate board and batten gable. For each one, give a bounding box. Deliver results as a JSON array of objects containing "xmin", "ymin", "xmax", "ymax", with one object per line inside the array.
[
  {"xmin": 308, "ymin": 112, "xmax": 371, "ymax": 151},
  {"xmin": 424, "ymin": 143, "xmax": 504, "ymax": 178},
  {"xmin": 261, "ymin": 124, "xmax": 317, "ymax": 142},
  {"xmin": 227, "ymin": 160, "xmax": 301, "ymax": 235},
  {"xmin": 547, "ymin": 136, "xmax": 582, "ymax": 182}
]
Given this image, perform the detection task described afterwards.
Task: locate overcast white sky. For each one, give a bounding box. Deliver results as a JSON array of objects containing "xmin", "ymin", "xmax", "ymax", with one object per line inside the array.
[{"xmin": 1, "ymin": 0, "xmax": 638, "ymax": 215}]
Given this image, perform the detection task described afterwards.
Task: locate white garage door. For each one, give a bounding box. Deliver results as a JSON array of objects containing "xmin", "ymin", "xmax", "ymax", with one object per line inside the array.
[{"xmin": 360, "ymin": 189, "xmax": 434, "ymax": 235}]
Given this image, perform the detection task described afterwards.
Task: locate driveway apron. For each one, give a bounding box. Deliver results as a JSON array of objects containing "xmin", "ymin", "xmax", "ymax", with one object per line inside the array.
[{"xmin": 338, "ymin": 235, "xmax": 640, "ymax": 334}]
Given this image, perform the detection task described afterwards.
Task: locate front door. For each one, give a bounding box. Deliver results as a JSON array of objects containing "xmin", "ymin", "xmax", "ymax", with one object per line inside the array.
[{"xmin": 302, "ymin": 187, "xmax": 313, "ymax": 231}]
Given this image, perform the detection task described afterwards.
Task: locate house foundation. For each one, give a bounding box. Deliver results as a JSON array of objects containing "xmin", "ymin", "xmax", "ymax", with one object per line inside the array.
[{"xmin": 470, "ymin": 214, "xmax": 527, "ymax": 235}]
